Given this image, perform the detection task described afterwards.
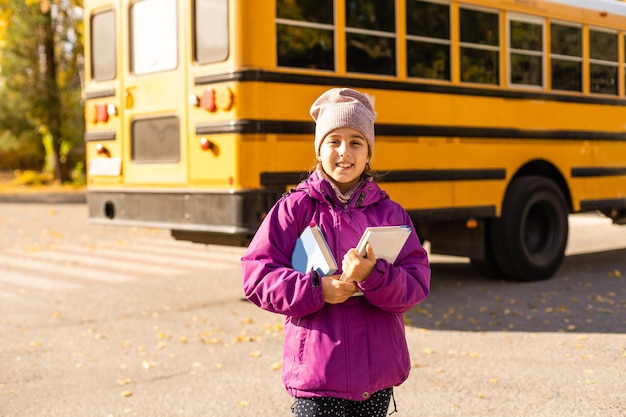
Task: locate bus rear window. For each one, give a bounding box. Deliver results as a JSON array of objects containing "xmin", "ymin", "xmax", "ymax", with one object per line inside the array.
[
  {"xmin": 90, "ymin": 9, "xmax": 116, "ymax": 81},
  {"xmin": 130, "ymin": 0, "xmax": 178, "ymax": 75},
  {"xmin": 194, "ymin": 0, "xmax": 229, "ymax": 64}
]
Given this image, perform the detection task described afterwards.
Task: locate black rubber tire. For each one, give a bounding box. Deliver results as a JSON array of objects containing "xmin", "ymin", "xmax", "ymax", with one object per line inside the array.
[{"xmin": 489, "ymin": 176, "xmax": 569, "ymax": 281}]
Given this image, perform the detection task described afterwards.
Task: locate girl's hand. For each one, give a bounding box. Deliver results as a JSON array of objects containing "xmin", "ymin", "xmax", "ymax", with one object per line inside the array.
[
  {"xmin": 321, "ymin": 275, "xmax": 359, "ymax": 304},
  {"xmin": 341, "ymin": 243, "xmax": 376, "ymax": 283}
]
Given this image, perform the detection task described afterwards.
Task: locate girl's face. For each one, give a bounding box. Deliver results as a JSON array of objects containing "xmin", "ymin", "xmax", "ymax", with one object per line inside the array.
[{"xmin": 319, "ymin": 127, "xmax": 370, "ymax": 194}]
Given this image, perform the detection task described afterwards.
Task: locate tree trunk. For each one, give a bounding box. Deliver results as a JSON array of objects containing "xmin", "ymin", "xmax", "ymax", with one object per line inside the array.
[{"xmin": 41, "ymin": 5, "xmax": 66, "ymax": 184}]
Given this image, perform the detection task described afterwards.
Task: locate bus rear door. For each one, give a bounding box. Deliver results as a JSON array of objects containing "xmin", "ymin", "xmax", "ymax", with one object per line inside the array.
[{"xmin": 121, "ymin": 0, "xmax": 189, "ymax": 186}]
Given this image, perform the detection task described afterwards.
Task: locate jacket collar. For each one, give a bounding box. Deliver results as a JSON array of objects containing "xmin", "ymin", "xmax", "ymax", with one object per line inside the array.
[{"xmin": 296, "ymin": 170, "xmax": 388, "ymax": 208}]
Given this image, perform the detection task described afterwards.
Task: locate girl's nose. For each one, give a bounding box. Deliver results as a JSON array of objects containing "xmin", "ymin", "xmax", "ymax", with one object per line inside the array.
[{"xmin": 338, "ymin": 141, "xmax": 349, "ymax": 156}]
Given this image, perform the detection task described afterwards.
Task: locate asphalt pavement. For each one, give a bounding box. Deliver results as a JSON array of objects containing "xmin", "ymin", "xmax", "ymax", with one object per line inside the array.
[{"xmin": 0, "ymin": 191, "xmax": 625, "ymax": 417}]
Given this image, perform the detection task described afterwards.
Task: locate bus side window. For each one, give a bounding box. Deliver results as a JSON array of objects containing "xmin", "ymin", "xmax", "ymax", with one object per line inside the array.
[
  {"xmin": 550, "ymin": 23, "xmax": 582, "ymax": 92},
  {"xmin": 276, "ymin": 0, "xmax": 335, "ymax": 71},
  {"xmin": 589, "ymin": 29, "xmax": 618, "ymax": 95},
  {"xmin": 345, "ymin": 0, "xmax": 396, "ymax": 76},
  {"xmin": 459, "ymin": 7, "xmax": 499, "ymax": 85},
  {"xmin": 406, "ymin": 0, "xmax": 451, "ymax": 81},
  {"xmin": 509, "ymin": 16, "xmax": 544, "ymax": 88}
]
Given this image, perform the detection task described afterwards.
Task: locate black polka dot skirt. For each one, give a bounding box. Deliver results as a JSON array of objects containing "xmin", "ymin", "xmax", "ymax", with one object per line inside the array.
[{"xmin": 291, "ymin": 388, "xmax": 393, "ymax": 417}]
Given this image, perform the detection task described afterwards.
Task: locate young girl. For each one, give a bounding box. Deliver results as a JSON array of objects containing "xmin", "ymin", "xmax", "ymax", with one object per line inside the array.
[{"xmin": 241, "ymin": 88, "xmax": 431, "ymax": 416}]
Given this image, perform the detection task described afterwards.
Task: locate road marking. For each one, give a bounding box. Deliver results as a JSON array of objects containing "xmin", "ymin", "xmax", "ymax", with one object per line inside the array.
[
  {"xmin": 0, "ymin": 270, "xmax": 80, "ymax": 291},
  {"xmin": 0, "ymin": 237, "xmax": 244, "ymax": 295},
  {"xmin": 0, "ymin": 252, "xmax": 133, "ymax": 283}
]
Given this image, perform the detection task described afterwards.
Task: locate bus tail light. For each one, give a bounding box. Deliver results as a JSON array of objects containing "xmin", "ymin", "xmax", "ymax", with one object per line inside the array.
[
  {"xmin": 96, "ymin": 143, "xmax": 110, "ymax": 156},
  {"xmin": 200, "ymin": 137, "xmax": 218, "ymax": 155},
  {"xmin": 201, "ymin": 88, "xmax": 216, "ymax": 112},
  {"xmin": 94, "ymin": 103, "xmax": 117, "ymax": 123},
  {"xmin": 96, "ymin": 104, "xmax": 109, "ymax": 122}
]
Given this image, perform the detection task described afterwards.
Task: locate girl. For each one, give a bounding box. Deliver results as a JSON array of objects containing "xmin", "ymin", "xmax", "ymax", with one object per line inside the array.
[{"xmin": 241, "ymin": 88, "xmax": 431, "ymax": 416}]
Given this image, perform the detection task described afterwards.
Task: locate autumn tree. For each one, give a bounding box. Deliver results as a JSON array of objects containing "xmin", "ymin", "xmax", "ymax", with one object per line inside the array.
[{"xmin": 0, "ymin": 0, "xmax": 84, "ymax": 183}]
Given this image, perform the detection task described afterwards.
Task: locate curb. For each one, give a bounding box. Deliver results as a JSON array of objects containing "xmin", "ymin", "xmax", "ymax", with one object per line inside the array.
[{"xmin": 0, "ymin": 192, "xmax": 86, "ymax": 204}]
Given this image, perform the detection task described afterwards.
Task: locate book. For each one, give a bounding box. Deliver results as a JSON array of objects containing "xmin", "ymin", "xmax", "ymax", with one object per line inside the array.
[
  {"xmin": 291, "ymin": 224, "xmax": 338, "ymax": 276},
  {"xmin": 340, "ymin": 225, "xmax": 411, "ymax": 282},
  {"xmin": 355, "ymin": 225, "xmax": 411, "ymax": 262}
]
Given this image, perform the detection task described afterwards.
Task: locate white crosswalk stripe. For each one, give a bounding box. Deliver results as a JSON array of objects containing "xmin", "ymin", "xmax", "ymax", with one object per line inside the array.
[
  {"xmin": 0, "ymin": 237, "xmax": 246, "ymax": 296},
  {"xmin": 0, "ymin": 270, "xmax": 81, "ymax": 291}
]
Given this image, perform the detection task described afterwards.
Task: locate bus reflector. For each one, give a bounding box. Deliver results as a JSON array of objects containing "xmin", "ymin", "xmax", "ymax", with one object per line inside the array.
[
  {"xmin": 217, "ymin": 87, "xmax": 234, "ymax": 111},
  {"xmin": 466, "ymin": 219, "xmax": 478, "ymax": 229}
]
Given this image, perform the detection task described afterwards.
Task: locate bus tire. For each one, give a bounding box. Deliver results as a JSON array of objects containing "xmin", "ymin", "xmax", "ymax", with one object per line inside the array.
[{"xmin": 490, "ymin": 176, "xmax": 569, "ymax": 281}]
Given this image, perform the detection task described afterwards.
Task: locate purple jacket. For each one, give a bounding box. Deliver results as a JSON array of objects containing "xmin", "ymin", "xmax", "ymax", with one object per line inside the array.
[{"xmin": 241, "ymin": 171, "xmax": 430, "ymax": 401}]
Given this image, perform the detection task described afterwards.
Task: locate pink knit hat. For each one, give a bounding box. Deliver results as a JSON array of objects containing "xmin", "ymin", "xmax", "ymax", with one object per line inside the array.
[{"xmin": 310, "ymin": 88, "xmax": 376, "ymax": 156}]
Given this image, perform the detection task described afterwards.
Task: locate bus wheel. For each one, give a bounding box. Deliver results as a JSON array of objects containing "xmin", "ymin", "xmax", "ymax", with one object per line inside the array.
[{"xmin": 490, "ymin": 176, "xmax": 569, "ymax": 281}]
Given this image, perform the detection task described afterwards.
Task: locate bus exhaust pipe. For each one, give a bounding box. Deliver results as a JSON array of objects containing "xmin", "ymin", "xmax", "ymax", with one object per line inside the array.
[{"xmin": 104, "ymin": 201, "xmax": 115, "ymax": 219}]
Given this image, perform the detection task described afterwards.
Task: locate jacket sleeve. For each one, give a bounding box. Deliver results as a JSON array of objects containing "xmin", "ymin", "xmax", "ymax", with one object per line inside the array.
[
  {"xmin": 358, "ymin": 210, "xmax": 431, "ymax": 314},
  {"xmin": 241, "ymin": 195, "xmax": 326, "ymax": 318}
]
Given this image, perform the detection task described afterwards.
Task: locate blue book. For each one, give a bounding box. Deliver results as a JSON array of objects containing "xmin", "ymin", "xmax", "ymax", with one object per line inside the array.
[{"xmin": 291, "ymin": 224, "xmax": 338, "ymax": 276}]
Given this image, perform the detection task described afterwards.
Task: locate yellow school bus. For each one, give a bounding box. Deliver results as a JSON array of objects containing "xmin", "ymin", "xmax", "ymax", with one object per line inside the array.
[{"xmin": 83, "ymin": 0, "xmax": 626, "ymax": 281}]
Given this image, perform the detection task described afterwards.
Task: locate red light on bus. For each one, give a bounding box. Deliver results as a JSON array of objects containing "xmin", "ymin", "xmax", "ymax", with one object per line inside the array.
[
  {"xmin": 201, "ymin": 88, "xmax": 217, "ymax": 112},
  {"xmin": 200, "ymin": 137, "xmax": 211, "ymax": 150},
  {"xmin": 96, "ymin": 143, "xmax": 109, "ymax": 155},
  {"xmin": 200, "ymin": 137, "xmax": 219, "ymax": 155},
  {"xmin": 96, "ymin": 103, "xmax": 109, "ymax": 122}
]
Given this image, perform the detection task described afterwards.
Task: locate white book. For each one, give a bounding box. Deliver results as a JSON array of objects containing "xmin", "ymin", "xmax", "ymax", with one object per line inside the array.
[
  {"xmin": 355, "ymin": 225, "xmax": 411, "ymax": 262},
  {"xmin": 340, "ymin": 225, "xmax": 411, "ymax": 282}
]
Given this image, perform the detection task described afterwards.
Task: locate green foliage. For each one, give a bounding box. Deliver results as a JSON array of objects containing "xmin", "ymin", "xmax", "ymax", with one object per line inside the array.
[
  {"xmin": 0, "ymin": 0, "xmax": 84, "ymax": 182},
  {"xmin": 11, "ymin": 169, "xmax": 54, "ymax": 186}
]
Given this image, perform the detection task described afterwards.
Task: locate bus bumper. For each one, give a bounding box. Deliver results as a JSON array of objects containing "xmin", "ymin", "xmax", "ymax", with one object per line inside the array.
[{"xmin": 86, "ymin": 189, "xmax": 282, "ymax": 245}]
